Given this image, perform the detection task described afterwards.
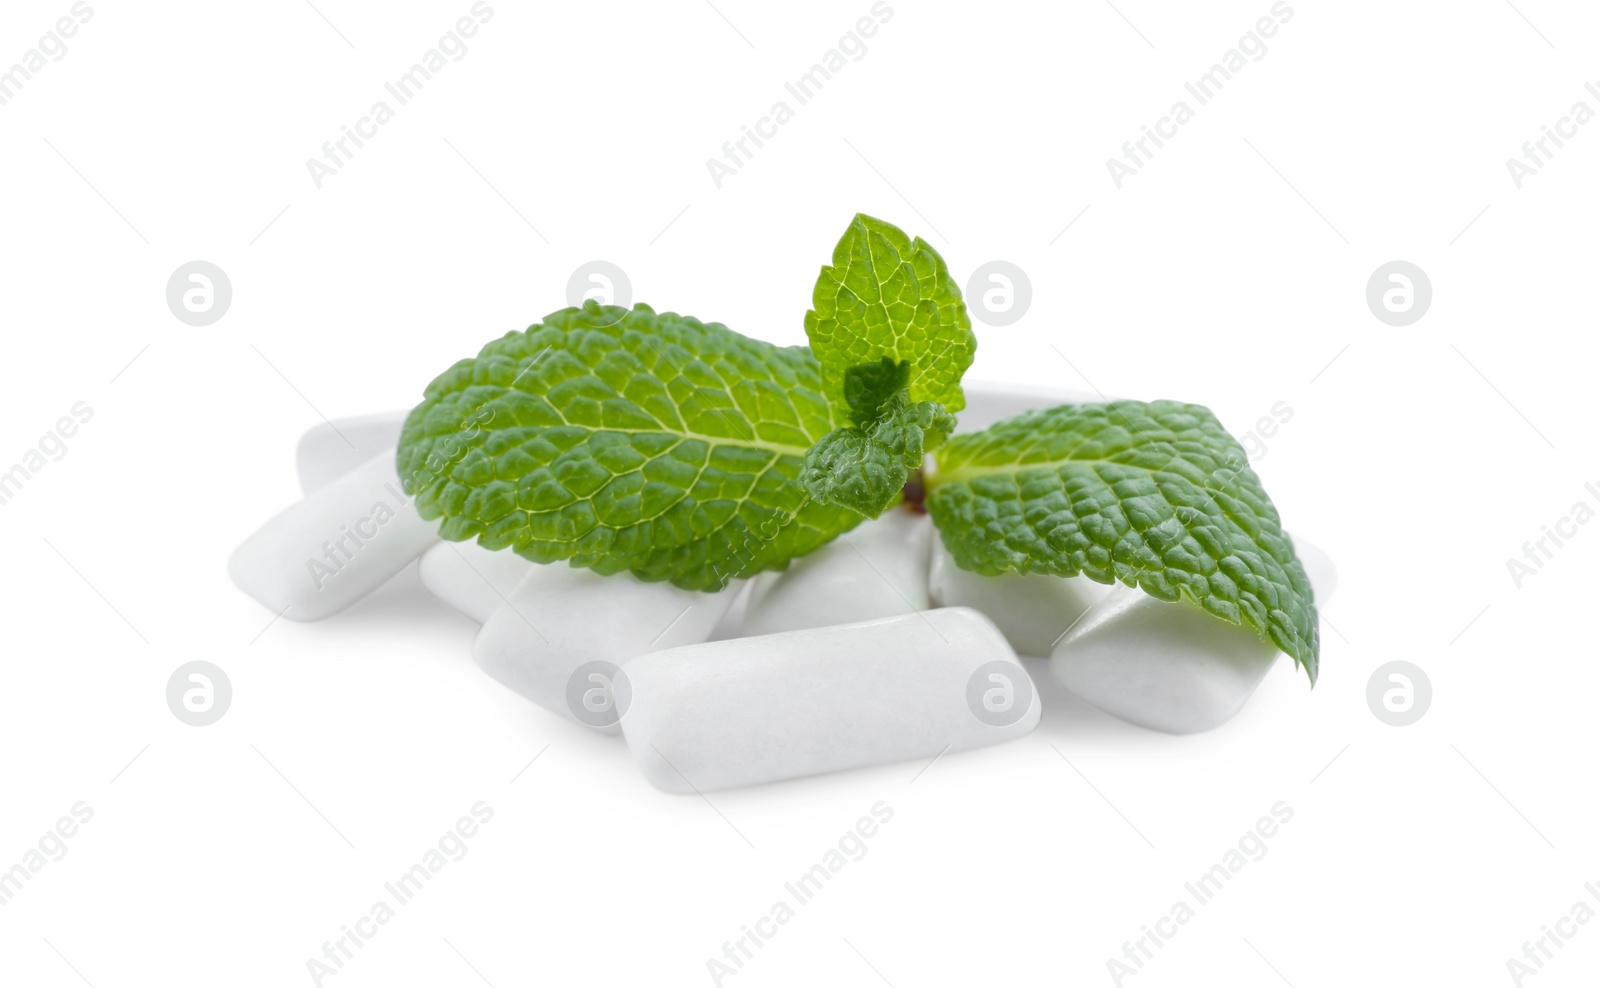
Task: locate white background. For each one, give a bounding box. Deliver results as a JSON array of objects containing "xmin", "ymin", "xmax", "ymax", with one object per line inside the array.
[{"xmin": 2, "ymin": 1, "xmax": 1598, "ymax": 985}]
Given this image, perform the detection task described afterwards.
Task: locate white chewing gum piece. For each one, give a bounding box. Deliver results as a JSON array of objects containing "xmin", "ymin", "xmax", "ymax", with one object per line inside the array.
[
  {"xmin": 296, "ymin": 411, "xmax": 409, "ymax": 495},
  {"xmin": 417, "ymin": 541, "xmax": 538, "ymax": 623},
  {"xmin": 620, "ymin": 607, "xmax": 1038, "ymax": 793},
  {"xmin": 1049, "ymin": 587, "xmax": 1281, "ymax": 734},
  {"xmin": 472, "ymin": 566, "xmax": 740, "ymax": 735},
  {"xmin": 739, "ymin": 508, "xmax": 932, "ymax": 637},
  {"xmin": 229, "ymin": 447, "xmax": 440, "ymax": 621},
  {"xmin": 926, "ymin": 530, "xmax": 1113, "ymax": 657}
]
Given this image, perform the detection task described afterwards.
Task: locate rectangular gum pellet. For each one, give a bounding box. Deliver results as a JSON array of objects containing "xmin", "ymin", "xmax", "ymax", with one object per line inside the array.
[{"xmin": 619, "ymin": 606, "xmax": 1038, "ymax": 793}]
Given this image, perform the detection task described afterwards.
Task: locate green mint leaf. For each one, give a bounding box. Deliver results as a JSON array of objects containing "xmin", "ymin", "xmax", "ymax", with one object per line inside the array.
[
  {"xmin": 925, "ymin": 400, "xmax": 1320, "ymax": 683},
  {"xmin": 797, "ymin": 213, "xmax": 975, "ymax": 517},
  {"xmin": 397, "ymin": 301, "xmax": 867, "ymax": 591},
  {"xmin": 805, "ymin": 213, "xmax": 976, "ymax": 416},
  {"xmin": 842, "ymin": 356, "xmax": 912, "ymax": 426},
  {"xmin": 801, "ymin": 393, "xmax": 956, "ymax": 516}
]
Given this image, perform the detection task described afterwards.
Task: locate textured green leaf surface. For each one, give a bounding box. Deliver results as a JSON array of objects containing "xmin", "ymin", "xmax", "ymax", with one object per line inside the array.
[
  {"xmin": 801, "ymin": 391, "xmax": 956, "ymax": 516},
  {"xmin": 804, "ymin": 214, "xmax": 976, "ymax": 414},
  {"xmin": 841, "ymin": 356, "xmax": 914, "ymax": 426},
  {"xmin": 397, "ymin": 302, "xmax": 865, "ymax": 590},
  {"xmin": 926, "ymin": 400, "xmax": 1319, "ymax": 682}
]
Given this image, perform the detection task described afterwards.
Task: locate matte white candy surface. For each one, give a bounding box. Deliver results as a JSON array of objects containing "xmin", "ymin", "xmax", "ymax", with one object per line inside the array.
[
  {"xmin": 927, "ymin": 531, "xmax": 1112, "ymax": 657},
  {"xmin": 1047, "ymin": 534, "xmax": 1335, "ymax": 735},
  {"xmin": 473, "ymin": 566, "xmax": 739, "ymax": 734},
  {"xmin": 621, "ymin": 607, "xmax": 1038, "ymax": 793},
  {"xmin": 740, "ymin": 508, "xmax": 932, "ymax": 637},
  {"xmin": 706, "ymin": 582, "xmax": 754, "ymax": 642},
  {"xmin": 296, "ymin": 411, "xmax": 409, "ymax": 494},
  {"xmin": 418, "ymin": 541, "xmax": 538, "ymax": 623},
  {"xmin": 229, "ymin": 448, "xmax": 439, "ymax": 621},
  {"xmin": 1049, "ymin": 587, "xmax": 1281, "ymax": 734}
]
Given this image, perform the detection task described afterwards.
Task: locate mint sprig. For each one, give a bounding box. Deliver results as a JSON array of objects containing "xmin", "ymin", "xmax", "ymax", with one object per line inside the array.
[
  {"xmin": 799, "ymin": 215, "xmax": 972, "ymax": 512},
  {"xmin": 925, "ymin": 400, "xmax": 1320, "ymax": 683},
  {"xmin": 395, "ymin": 212, "xmax": 1321, "ymax": 689},
  {"xmin": 805, "ymin": 213, "xmax": 975, "ymax": 414}
]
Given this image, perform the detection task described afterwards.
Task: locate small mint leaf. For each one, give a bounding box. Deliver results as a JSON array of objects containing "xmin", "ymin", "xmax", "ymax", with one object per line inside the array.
[
  {"xmin": 805, "ymin": 214, "xmax": 975, "ymax": 416},
  {"xmin": 801, "ymin": 392, "xmax": 955, "ymax": 516},
  {"xmin": 874, "ymin": 395, "xmax": 957, "ymax": 462},
  {"xmin": 842, "ymin": 357, "xmax": 911, "ymax": 427},
  {"xmin": 925, "ymin": 400, "xmax": 1319, "ymax": 684},
  {"xmin": 800, "ymin": 430, "xmax": 900, "ymax": 517}
]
